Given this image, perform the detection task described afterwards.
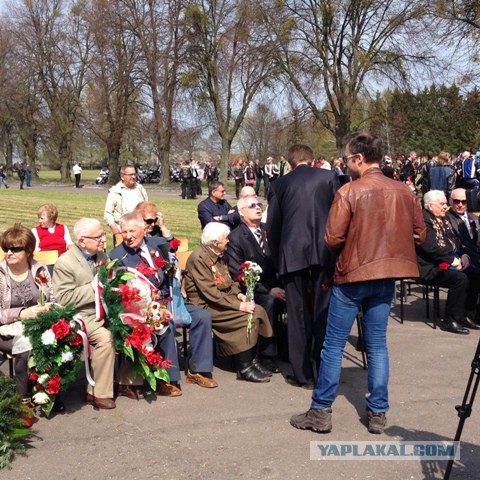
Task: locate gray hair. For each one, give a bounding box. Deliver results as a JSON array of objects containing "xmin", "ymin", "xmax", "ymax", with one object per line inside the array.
[
  {"xmin": 73, "ymin": 218, "xmax": 102, "ymax": 241},
  {"xmin": 237, "ymin": 195, "xmax": 256, "ymax": 212},
  {"xmin": 239, "ymin": 186, "xmax": 256, "ymax": 199},
  {"xmin": 201, "ymin": 222, "xmax": 230, "ymax": 246},
  {"xmin": 119, "ymin": 211, "xmax": 144, "ymax": 229},
  {"xmin": 423, "ymin": 190, "xmax": 446, "ymax": 208},
  {"xmin": 120, "ymin": 165, "xmax": 136, "ymax": 176}
]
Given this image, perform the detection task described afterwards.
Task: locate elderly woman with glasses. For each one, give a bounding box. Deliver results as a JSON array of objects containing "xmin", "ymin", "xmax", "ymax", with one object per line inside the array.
[
  {"xmin": 0, "ymin": 224, "xmax": 53, "ymax": 403},
  {"xmin": 32, "ymin": 203, "xmax": 73, "ymax": 255},
  {"xmin": 416, "ymin": 190, "xmax": 480, "ymax": 334},
  {"xmin": 184, "ymin": 222, "xmax": 274, "ymax": 383},
  {"xmin": 134, "ymin": 201, "xmax": 174, "ymax": 240}
]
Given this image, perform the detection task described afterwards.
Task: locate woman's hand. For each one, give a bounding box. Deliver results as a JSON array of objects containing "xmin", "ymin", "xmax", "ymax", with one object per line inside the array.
[
  {"xmin": 20, "ymin": 304, "xmax": 50, "ymax": 320},
  {"xmin": 239, "ymin": 301, "xmax": 255, "ymax": 314},
  {"xmin": 237, "ymin": 293, "xmax": 247, "ymax": 302}
]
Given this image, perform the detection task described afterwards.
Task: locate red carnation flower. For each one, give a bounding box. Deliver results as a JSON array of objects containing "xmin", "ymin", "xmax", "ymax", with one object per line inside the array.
[
  {"xmin": 439, "ymin": 262, "xmax": 450, "ymax": 270},
  {"xmin": 46, "ymin": 375, "xmax": 61, "ymax": 395},
  {"xmin": 154, "ymin": 257, "xmax": 165, "ymax": 268},
  {"xmin": 69, "ymin": 333, "xmax": 83, "ymax": 346},
  {"xmin": 237, "ymin": 273, "xmax": 245, "ymax": 283},
  {"xmin": 51, "ymin": 319, "xmax": 71, "ymax": 340},
  {"xmin": 170, "ymin": 239, "xmax": 181, "ymax": 250},
  {"xmin": 29, "ymin": 372, "xmax": 39, "ymax": 382}
]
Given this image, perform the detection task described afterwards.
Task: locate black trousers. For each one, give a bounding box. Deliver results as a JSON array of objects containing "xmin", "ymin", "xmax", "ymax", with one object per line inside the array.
[
  {"xmin": 282, "ymin": 266, "xmax": 333, "ymax": 384},
  {"xmin": 427, "ymin": 269, "xmax": 468, "ymax": 318},
  {"xmin": 0, "ymin": 336, "xmax": 29, "ymax": 397},
  {"xmin": 75, "ymin": 173, "xmax": 81, "ymax": 188}
]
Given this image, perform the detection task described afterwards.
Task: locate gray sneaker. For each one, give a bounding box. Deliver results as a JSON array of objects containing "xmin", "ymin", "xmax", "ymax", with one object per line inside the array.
[
  {"xmin": 290, "ymin": 408, "xmax": 332, "ymax": 433},
  {"xmin": 367, "ymin": 409, "xmax": 387, "ymax": 434}
]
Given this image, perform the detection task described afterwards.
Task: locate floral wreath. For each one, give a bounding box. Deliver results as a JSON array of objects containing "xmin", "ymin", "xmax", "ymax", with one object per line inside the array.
[
  {"xmin": 23, "ymin": 304, "xmax": 87, "ymax": 416},
  {"xmin": 97, "ymin": 259, "xmax": 172, "ymax": 391}
]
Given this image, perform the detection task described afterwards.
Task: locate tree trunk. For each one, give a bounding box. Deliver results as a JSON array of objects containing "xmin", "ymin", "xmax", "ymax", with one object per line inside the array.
[
  {"xmin": 219, "ymin": 134, "xmax": 232, "ymax": 185},
  {"xmin": 335, "ymin": 115, "xmax": 350, "ymax": 153}
]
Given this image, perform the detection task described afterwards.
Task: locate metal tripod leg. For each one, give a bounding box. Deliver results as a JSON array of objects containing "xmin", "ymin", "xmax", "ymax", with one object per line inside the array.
[{"xmin": 443, "ymin": 338, "xmax": 480, "ymax": 480}]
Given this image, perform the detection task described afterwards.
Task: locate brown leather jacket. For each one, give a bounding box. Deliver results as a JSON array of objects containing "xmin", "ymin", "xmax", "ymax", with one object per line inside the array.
[{"xmin": 325, "ymin": 167, "xmax": 426, "ymax": 284}]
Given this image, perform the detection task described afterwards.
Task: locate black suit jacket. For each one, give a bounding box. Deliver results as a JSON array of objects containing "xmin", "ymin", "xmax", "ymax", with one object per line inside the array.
[
  {"xmin": 446, "ymin": 210, "xmax": 480, "ymax": 265},
  {"xmin": 225, "ymin": 222, "xmax": 279, "ymax": 295},
  {"xmin": 109, "ymin": 237, "xmax": 170, "ymax": 295},
  {"xmin": 266, "ymin": 164, "xmax": 339, "ymax": 275}
]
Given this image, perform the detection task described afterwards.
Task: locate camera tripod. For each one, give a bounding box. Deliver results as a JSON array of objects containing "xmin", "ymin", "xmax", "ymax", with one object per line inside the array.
[{"xmin": 443, "ymin": 338, "xmax": 480, "ymax": 480}]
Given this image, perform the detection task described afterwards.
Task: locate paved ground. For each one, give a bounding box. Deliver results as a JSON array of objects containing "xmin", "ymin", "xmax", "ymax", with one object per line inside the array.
[{"xmin": 2, "ymin": 285, "xmax": 480, "ymax": 480}]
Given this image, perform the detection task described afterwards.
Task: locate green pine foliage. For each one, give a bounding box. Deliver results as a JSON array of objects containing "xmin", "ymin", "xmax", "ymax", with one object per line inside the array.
[{"xmin": 0, "ymin": 373, "xmax": 30, "ymax": 470}]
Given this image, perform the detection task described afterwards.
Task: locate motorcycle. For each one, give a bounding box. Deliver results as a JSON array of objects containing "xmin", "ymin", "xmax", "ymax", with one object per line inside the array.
[{"xmin": 96, "ymin": 168, "xmax": 109, "ymax": 185}]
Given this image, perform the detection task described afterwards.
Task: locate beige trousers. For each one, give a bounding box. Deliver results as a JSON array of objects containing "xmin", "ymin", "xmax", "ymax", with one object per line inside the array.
[{"xmin": 87, "ymin": 326, "xmax": 115, "ymax": 399}]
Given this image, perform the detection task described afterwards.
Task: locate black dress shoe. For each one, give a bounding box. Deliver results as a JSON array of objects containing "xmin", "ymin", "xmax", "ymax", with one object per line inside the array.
[
  {"xmin": 440, "ymin": 318, "xmax": 469, "ymax": 335},
  {"xmin": 258, "ymin": 357, "xmax": 280, "ymax": 374},
  {"xmin": 237, "ymin": 363, "xmax": 270, "ymax": 383},
  {"xmin": 285, "ymin": 375, "xmax": 315, "ymax": 390},
  {"xmin": 252, "ymin": 358, "xmax": 273, "ymax": 377},
  {"xmin": 459, "ymin": 316, "xmax": 480, "ymax": 330}
]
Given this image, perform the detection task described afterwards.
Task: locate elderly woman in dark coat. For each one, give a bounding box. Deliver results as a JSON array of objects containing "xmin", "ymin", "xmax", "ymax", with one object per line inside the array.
[
  {"xmin": 184, "ymin": 222, "xmax": 274, "ymax": 383},
  {"xmin": 416, "ymin": 190, "xmax": 480, "ymax": 334}
]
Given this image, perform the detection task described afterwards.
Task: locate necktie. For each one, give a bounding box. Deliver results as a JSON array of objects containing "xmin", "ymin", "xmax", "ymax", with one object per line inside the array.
[
  {"xmin": 87, "ymin": 254, "xmax": 97, "ymax": 274},
  {"xmin": 255, "ymin": 228, "xmax": 265, "ymax": 253},
  {"xmin": 136, "ymin": 248, "xmax": 150, "ymax": 265},
  {"xmin": 463, "ymin": 215, "xmax": 473, "ymax": 238}
]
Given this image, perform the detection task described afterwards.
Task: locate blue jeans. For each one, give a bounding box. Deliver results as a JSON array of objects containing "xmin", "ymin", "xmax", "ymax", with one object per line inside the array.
[{"xmin": 311, "ymin": 279, "xmax": 395, "ymax": 413}]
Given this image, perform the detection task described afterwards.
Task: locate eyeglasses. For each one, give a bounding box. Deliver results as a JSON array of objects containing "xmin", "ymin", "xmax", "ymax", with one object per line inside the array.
[
  {"xmin": 1, "ymin": 246, "xmax": 25, "ymax": 253},
  {"xmin": 215, "ymin": 189, "xmax": 226, "ymax": 193},
  {"xmin": 244, "ymin": 202, "xmax": 263, "ymax": 209},
  {"xmin": 452, "ymin": 199, "xmax": 467, "ymax": 205},
  {"xmin": 144, "ymin": 218, "xmax": 158, "ymax": 225},
  {"xmin": 82, "ymin": 233, "xmax": 106, "ymax": 242},
  {"xmin": 343, "ymin": 153, "xmax": 361, "ymax": 163},
  {"xmin": 122, "ymin": 173, "xmax": 137, "ymax": 177}
]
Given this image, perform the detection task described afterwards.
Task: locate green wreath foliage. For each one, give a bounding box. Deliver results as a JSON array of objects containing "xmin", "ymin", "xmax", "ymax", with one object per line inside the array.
[
  {"xmin": 22, "ymin": 304, "xmax": 84, "ymax": 416},
  {"xmin": 0, "ymin": 373, "xmax": 30, "ymax": 470}
]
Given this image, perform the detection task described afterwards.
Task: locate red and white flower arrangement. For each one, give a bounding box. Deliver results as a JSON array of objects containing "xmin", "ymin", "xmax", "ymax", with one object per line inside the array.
[{"xmin": 238, "ymin": 261, "xmax": 262, "ymax": 342}]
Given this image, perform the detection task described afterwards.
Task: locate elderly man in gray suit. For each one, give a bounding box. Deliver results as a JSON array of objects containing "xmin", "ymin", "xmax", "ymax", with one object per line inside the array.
[{"xmin": 52, "ymin": 218, "xmax": 117, "ymax": 409}]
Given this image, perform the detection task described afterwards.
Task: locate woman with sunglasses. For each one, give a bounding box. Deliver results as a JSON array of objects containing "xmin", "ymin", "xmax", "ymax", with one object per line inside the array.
[
  {"xmin": 0, "ymin": 224, "xmax": 53, "ymax": 406},
  {"xmin": 134, "ymin": 201, "xmax": 175, "ymax": 241}
]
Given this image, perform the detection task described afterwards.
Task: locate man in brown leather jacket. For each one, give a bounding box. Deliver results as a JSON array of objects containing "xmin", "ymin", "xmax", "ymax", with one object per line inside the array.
[{"xmin": 291, "ymin": 132, "xmax": 426, "ymax": 435}]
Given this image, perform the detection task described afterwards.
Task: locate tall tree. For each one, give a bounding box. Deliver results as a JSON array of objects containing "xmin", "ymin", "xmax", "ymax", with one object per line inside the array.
[
  {"xmin": 8, "ymin": 0, "xmax": 91, "ymax": 181},
  {"xmin": 268, "ymin": 0, "xmax": 429, "ymax": 150},
  {"xmin": 87, "ymin": 0, "xmax": 142, "ymax": 184},
  {"xmin": 183, "ymin": 0, "xmax": 278, "ymax": 183},
  {"xmin": 120, "ymin": 0, "xmax": 185, "ymax": 183}
]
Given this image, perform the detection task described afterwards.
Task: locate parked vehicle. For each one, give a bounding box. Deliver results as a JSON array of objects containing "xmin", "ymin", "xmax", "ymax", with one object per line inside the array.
[{"xmin": 96, "ymin": 168, "xmax": 109, "ymax": 185}]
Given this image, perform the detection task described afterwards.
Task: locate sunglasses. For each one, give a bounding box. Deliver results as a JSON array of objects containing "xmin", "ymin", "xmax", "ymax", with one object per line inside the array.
[
  {"xmin": 2, "ymin": 246, "xmax": 25, "ymax": 253},
  {"xmin": 245, "ymin": 202, "xmax": 263, "ymax": 209},
  {"xmin": 452, "ymin": 199, "xmax": 467, "ymax": 205},
  {"xmin": 144, "ymin": 218, "xmax": 158, "ymax": 225}
]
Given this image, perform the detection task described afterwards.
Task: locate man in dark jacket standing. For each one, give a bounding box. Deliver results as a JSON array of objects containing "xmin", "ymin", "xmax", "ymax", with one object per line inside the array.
[
  {"xmin": 290, "ymin": 132, "xmax": 426, "ymax": 435},
  {"xmin": 267, "ymin": 144, "xmax": 339, "ymax": 389}
]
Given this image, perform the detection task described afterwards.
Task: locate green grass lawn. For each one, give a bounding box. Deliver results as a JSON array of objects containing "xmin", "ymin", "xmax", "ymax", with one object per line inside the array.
[{"xmin": 0, "ymin": 189, "xmax": 203, "ymax": 252}]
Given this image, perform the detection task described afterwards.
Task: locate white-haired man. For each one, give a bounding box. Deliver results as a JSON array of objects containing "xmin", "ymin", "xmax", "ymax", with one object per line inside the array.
[{"xmin": 53, "ymin": 218, "xmax": 116, "ymax": 409}]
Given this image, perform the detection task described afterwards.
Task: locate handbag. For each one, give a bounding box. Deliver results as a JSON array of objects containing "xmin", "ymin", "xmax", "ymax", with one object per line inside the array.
[{"xmin": 168, "ymin": 277, "xmax": 192, "ymax": 327}]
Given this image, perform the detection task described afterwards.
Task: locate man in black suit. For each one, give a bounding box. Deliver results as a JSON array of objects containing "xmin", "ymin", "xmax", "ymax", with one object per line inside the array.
[
  {"xmin": 266, "ymin": 144, "xmax": 340, "ymax": 388},
  {"xmin": 225, "ymin": 195, "xmax": 285, "ymax": 371},
  {"xmin": 446, "ymin": 188, "xmax": 480, "ymax": 327},
  {"xmin": 110, "ymin": 212, "xmax": 217, "ymax": 395}
]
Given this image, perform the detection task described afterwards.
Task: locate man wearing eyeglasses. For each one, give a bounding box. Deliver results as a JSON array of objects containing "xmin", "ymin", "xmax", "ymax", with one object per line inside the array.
[
  {"xmin": 447, "ymin": 189, "xmax": 480, "ymax": 326},
  {"xmin": 290, "ymin": 132, "xmax": 425, "ymax": 435},
  {"xmin": 53, "ymin": 218, "xmax": 116, "ymax": 409},
  {"xmin": 197, "ymin": 180, "xmax": 240, "ymax": 230},
  {"xmin": 225, "ymin": 195, "xmax": 285, "ymax": 373},
  {"xmin": 104, "ymin": 165, "xmax": 148, "ymax": 246}
]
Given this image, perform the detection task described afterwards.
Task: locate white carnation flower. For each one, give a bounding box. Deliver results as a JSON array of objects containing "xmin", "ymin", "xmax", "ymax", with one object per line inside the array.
[
  {"xmin": 32, "ymin": 391, "xmax": 50, "ymax": 405},
  {"xmin": 61, "ymin": 351, "xmax": 74, "ymax": 363},
  {"xmin": 41, "ymin": 328, "xmax": 56, "ymax": 345},
  {"xmin": 38, "ymin": 374, "xmax": 49, "ymax": 384}
]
